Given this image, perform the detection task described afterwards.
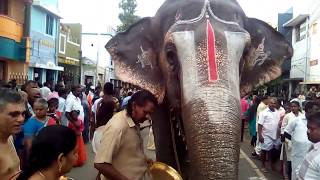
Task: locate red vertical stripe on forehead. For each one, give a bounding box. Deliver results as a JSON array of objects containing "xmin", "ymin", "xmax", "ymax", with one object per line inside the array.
[{"xmin": 207, "ymin": 19, "xmax": 218, "ymax": 81}]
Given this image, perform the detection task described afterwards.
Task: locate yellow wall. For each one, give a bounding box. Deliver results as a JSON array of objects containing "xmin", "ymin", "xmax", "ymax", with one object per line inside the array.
[
  {"xmin": 0, "ymin": 15, "xmax": 23, "ymax": 42},
  {"xmin": 8, "ymin": 0, "xmax": 25, "ymax": 24},
  {"xmin": 0, "ymin": 0, "xmax": 24, "ymax": 42}
]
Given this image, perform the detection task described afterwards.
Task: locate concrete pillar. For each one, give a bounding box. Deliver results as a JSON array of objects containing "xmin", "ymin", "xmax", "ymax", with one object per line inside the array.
[
  {"xmin": 289, "ymin": 81, "xmax": 292, "ymax": 100},
  {"xmin": 28, "ymin": 67, "xmax": 33, "ymax": 80},
  {"xmin": 41, "ymin": 69, "xmax": 46, "ymax": 84}
]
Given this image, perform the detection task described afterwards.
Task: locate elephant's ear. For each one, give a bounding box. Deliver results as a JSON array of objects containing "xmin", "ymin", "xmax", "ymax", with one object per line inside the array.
[
  {"xmin": 240, "ymin": 18, "xmax": 293, "ymax": 96},
  {"xmin": 106, "ymin": 18, "xmax": 165, "ymax": 102}
]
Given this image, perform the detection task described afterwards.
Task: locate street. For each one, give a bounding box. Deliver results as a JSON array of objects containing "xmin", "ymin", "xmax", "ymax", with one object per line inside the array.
[{"xmin": 67, "ymin": 127, "xmax": 282, "ymax": 180}]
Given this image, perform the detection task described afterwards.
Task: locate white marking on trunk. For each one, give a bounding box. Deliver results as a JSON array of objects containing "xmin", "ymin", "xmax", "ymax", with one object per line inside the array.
[
  {"xmin": 225, "ymin": 31, "xmax": 250, "ymax": 98},
  {"xmin": 172, "ymin": 31, "xmax": 198, "ymax": 104}
]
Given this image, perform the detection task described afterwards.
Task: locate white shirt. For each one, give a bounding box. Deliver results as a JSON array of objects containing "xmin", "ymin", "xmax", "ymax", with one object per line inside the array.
[
  {"xmin": 281, "ymin": 112, "xmax": 303, "ymax": 134},
  {"xmin": 65, "ymin": 92, "xmax": 84, "ymax": 121},
  {"xmin": 297, "ymin": 142, "xmax": 320, "ymax": 180},
  {"xmin": 285, "ymin": 114, "xmax": 312, "ymax": 179},
  {"xmin": 92, "ymin": 126, "xmax": 105, "ymax": 154},
  {"xmin": 258, "ymin": 108, "xmax": 280, "ymax": 140},
  {"xmin": 92, "ymin": 97, "xmax": 103, "ymax": 122},
  {"xmin": 58, "ymin": 97, "xmax": 68, "ymax": 126},
  {"xmin": 27, "ymin": 103, "xmax": 35, "ymax": 116},
  {"xmin": 58, "ymin": 97, "xmax": 66, "ymax": 112},
  {"xmin": 281, "ymin": 112, "xmax": 303, "ymax": 161},
  {"xmin": 40, "ymin": 86, "xmax": 51, "ymax": 100},
  {"xmin": 256, "ymin": 102, "xmax": 268, "ymax": 121}
]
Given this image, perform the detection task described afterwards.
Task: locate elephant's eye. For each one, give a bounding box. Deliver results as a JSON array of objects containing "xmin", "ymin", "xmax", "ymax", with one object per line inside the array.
[{"xmin": 165, "ymin": 44, "xmax": 178, "ymax": 72}]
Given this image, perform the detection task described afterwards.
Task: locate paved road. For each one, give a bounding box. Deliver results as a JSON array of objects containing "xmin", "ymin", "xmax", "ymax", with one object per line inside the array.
[{"xmin": 67, "ymin": 126, "xmax": 283, "ymax": 180}]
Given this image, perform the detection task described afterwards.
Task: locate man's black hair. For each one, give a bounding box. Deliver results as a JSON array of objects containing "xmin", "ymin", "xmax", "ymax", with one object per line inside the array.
[
  {"xmin": 0, "ymin": 88, "xmax": 24, "ymax": 109},
  {"xmin": 71, "ymin": 85, "xmax": 81, "ymax": 92},
  {"xmin": 126, "ymin": 90, "xmax": 157, "ymax": 118},
  {"xmin": 24, "ymin": 80, "xmax": 37, "ymax": 88},
  {"xmin": 58, "ymin": 87, "xmax": 67, "ymax": 97},
  {"xmin": 306, "ymin": 111, "xmax": 320, "ymax": 128},
  {"xmin": 305, "ymin": 101, "xmax": 320, "ymax": 118},
  {"xmin": 126, "ymin": 90, "xmax": 158, "ymax": 117},
  {"xmin": 261, "ymin": 95, "xmax": 269, "ymax": 101},
  {"xmin": 103, "ymin": 82, "xmax": 114, "ymax": 95},
  {"xmin": 43, "ymin": 82, "xmax": 50, "ymax": 87}
]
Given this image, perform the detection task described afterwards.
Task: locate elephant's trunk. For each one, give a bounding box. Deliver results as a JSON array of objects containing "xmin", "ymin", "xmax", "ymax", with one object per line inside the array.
[{"xmin": 182, "ymin": 87, "xmax": 240, "ymax": 179}]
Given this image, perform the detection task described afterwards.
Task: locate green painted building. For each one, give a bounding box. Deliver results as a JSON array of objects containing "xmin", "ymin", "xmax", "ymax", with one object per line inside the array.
[{"xmin": 58, "ymin": 23, "xmax": 82, "ymax": 86}]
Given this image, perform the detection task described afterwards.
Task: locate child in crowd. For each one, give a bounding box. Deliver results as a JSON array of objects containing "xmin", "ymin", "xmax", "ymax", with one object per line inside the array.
[
  {"xmin": 47, "ymin": 97, "xmax": 62, "ymax": 125},
  {"xmin": 68, "ymin": 110, "xmax": 87, "ymax": 166},
  {"xmin": 23, "ymin": 98, "xmax": 49, "ymax": 155}
]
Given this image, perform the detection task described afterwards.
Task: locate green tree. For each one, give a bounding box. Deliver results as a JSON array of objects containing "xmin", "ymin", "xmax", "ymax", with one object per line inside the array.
[{"xmin": 117, "ymin": 0, "xmax": 140, "ymax": 32}]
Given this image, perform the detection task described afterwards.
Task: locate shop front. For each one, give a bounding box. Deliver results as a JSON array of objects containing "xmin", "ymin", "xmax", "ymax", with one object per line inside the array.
[
  {"xmin": 82, "ymin": 64, "xmax": 96, "ymax": 86},
  {"xmin": 58, "ymin": 57, "xmax": 81, "ymax": 87},
  {"xmin": 28, "ymin": 31, "xmax": 63, "ymax": 84}
]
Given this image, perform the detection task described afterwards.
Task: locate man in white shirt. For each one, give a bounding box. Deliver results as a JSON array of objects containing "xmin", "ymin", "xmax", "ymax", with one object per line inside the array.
[
  {"xmin": 39, "ymin": 82, "xmax": 51, "ymax": 100},
  {"xmin": 296, "ymin": 102, "xmax": 320, "ymax": 179},
  {"xmin": 253, "ymin": 96, "xmax": 269, "ymax": 156},
  {"xmin": 258, "ymin": 97, "xmax": 281, "ymax": 172},
  {"xmin": 285, "ymin": 106, "xmax": 312, "ymax": 179},
  {"xmin": 280, "ymin": 101, "xmax": 303, "ymax": 179},
  {"xmin": 65, "ymin": 85, "xmax": 84, "ymax": 123},
  {"xmin": 58, "ymin": 87, "xmax": 68, "ymax": 126}
]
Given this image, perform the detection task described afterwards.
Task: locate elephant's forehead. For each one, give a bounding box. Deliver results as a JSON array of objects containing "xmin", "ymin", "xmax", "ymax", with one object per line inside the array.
[{"xmin": 172, "ymin": 29, "xmax": 248, "ymax": 104}]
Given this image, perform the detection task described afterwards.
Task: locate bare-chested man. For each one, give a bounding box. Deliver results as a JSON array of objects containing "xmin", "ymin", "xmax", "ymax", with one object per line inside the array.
[{"xmin": 0, "ymin": 88, "xmax": 25, "ymax": 179}]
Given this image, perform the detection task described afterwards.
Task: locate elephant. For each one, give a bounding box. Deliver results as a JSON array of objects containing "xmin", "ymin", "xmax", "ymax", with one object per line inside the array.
[{"xmin": 106, "ymin": 0, "xmax": 293, "ymax": 179}]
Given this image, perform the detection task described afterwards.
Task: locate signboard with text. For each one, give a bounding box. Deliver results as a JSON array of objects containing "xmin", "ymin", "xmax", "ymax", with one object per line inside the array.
[{"xmin": 310, "ymin": 59, "xmax": 318, "ymax": 66}]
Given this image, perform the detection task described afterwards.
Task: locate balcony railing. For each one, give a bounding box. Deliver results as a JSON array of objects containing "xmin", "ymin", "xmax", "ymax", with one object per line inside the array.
[{"xmin": 0, "ymin": 15, "xmax": 23, "ymax": 42}]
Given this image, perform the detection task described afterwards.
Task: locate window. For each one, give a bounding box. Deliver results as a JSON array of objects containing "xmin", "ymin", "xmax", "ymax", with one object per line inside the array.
[
  {"xmin": 59, "ymin": 34, "xmax": 66, "ymax": 54},
  {"xmin": 46, "ymin": 14, "xmax": 54, "ymax": 35},
  {"xmin": 0, "ymin": 61, "xmax": 5, "ymax": 81},
  {"xmin": 295, "ymin": 20, "xmax": 307, "ymax": 42},
  {"xmin": 110, "ymin": 60, "xmax": 113, "ymax": 66},
  {"xmin": 0, "ymin": 0, "xmax": 8, "ymax": 15},
  {"xmin": 312, "ymin": 22, "xmax": 317, "ymax": 34}
]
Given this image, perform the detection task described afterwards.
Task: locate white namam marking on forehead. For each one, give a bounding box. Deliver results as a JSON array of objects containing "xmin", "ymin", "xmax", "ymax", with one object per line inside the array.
[
  {"xmin": 172, "ymin": 31, "xmax": 198, "ymax": 104},
  {"xmin": 225, "ymin": 31, "xmax": 250, "ymax": 98}
]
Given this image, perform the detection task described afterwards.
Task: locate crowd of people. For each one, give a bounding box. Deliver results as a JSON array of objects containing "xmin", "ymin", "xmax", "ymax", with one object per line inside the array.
[
  {"xmin": 1, "ymin": 78, "xmax": 320, "ymax": 179},
  {"xmin": 241, "ymin": 91, "xmax": 320, "ymax": 179},
  {"xmin": 0, "ymin": 80, "xmax": 156, "ymax": 180}
]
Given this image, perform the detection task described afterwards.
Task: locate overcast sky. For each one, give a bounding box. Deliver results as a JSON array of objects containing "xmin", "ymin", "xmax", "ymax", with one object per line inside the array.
[{"xmin": 59, "ymin": 0, "xmax": 292, "ymax": 33}]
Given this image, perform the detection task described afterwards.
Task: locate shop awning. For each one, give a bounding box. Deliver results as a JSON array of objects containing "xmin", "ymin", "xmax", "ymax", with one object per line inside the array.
[
  {"xmin": 29, "ymin": 63, "xmax": 64, "ymax": 71},
  {"xmin": 299, "ymin": 81, "xmax": 320, "ymax": 85},
  {"xmin": 282, "ymin": 78, "xmax": 303, "ymax": 82},
  {"xmin": 283, "ymin": 14, "xmax": 309, "ymax": 27}
]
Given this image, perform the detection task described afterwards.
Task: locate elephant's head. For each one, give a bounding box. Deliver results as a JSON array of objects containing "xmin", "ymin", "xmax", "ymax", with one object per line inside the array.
[{"xmin": 106, "ymin": 0, "xmax": 292, "ymax": 179}]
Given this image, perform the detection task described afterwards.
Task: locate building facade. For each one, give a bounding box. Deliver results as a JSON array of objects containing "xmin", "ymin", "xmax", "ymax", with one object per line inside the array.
[
  {"xmin": 81, "ymin": 57, "xmax": 96, "ymax": 86},
  {"xmin": 58, "ymin": 23, "xmax": 82, "ymax": 87},
  {"xmin": 81, "ymin": 32, "xmax": 115, "ymax": 86},
  {"xmin": 273, "ymin": 8, "xmax": 293, "ymax": 98},
  {"xmin": 0, "ymin": 0, "xmax": 29, "ymax": 85},
  {"xmin": 27, "ymin": 0, "xmax": 63, "ymax": 85},
  {"xmin": 284, "ymin": 0, "xmax": 320, "ymax": 95}
]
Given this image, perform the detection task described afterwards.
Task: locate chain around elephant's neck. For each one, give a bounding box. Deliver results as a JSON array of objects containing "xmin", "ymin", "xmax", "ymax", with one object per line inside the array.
[{"xmin": 169, "ymin": 108, "xmax": 187, "ymax": 174}]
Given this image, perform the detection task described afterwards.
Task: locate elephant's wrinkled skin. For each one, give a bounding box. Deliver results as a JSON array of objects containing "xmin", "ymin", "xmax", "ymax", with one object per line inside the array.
[{"xmin": 106, "ymin": 0, "xmax": 293, "ymax": 179}]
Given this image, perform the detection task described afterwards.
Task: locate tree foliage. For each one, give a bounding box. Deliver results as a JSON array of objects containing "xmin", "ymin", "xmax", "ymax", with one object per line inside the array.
[{"xmin": 117, "ymin": 0, "xmax": 140, "ymax": 32}]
